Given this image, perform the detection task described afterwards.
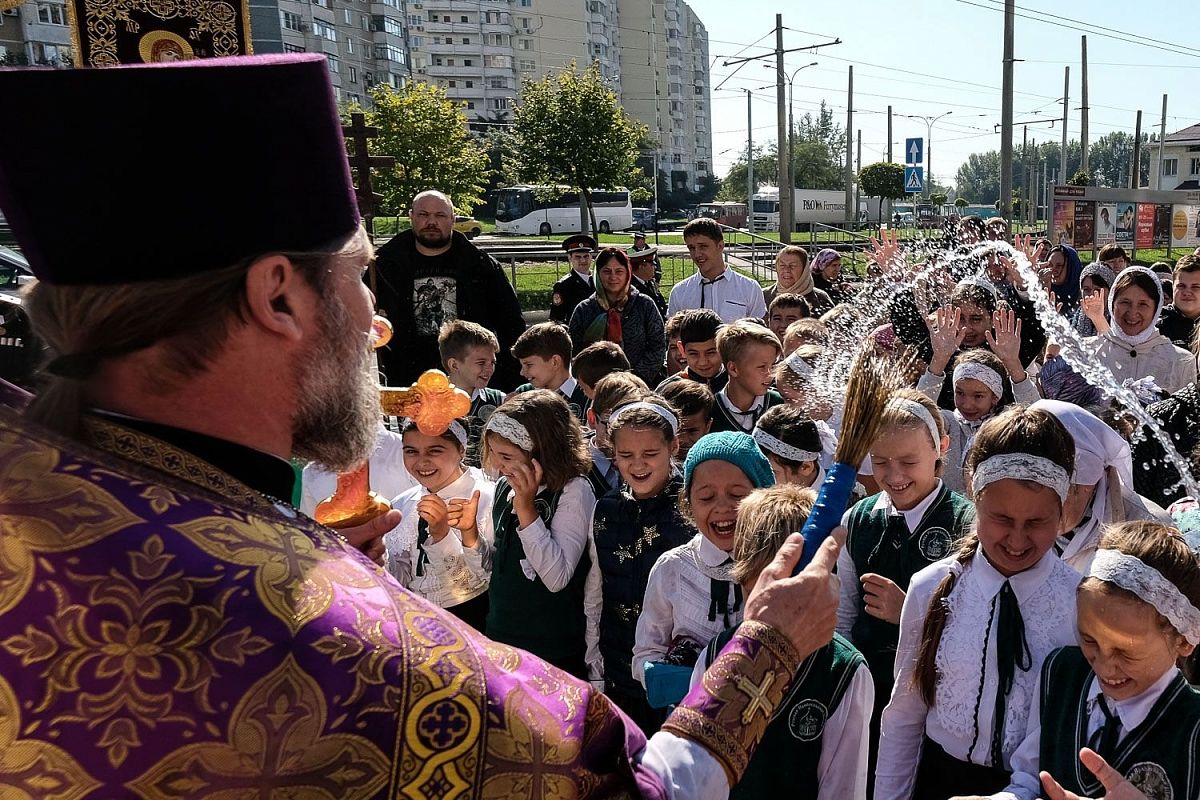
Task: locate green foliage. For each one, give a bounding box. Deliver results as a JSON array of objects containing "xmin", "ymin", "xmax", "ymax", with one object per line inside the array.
[
  {"xmin": 1086, "ymin": 131, "xmax": 1151, "ymax": 188},
  {"xmin": 350, "ymin": 83, "xmax": 490, "ymax": 215},
  {"xmin": 1069, "ymin": 170, "xmax": 1091, "ymax": 187},
  {"xmin": 955, "ymin": 196, "xmax": 968, "ymax": 209},
  {"xmin": 857, "ymin": 161, "xmax": 906, "ymax": 221},
  {"xmin": 510, "ymin": 61, "xmax": 648, "ymax": 235},
  {"xmin": 790, "ymin": 103, "xmax": 848, "ymax": 191},
  {"xmin": 716, "ymin": 146, "xmax": 779, "ymax": 203},
  {"xmin": 955, "ymin": 151, "xmax": 1002, "ymax": 206},
  {"xmin": 929, "ymin": 192, "xmax": 948, "ymax": 206}
]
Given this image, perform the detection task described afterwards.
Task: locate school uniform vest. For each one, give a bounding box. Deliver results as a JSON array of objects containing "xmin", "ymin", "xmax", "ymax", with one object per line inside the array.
[
  {"xmin": 846, "ymin": 486, "xmax": 974, "ymax": 696},
  {"xmin": 709, "ymin": 388, "xmax": 784, "ymax": 434},
  {"xmin": 485, "ymin": 479, "xmax": 590, "ymax": 673},
  {"xmin": 703, "ymin": 627, "xmax": 865, "ymax": 800},
  {"xmin": 594, "ymin": 473, "xmax": 695, "ymax": 697},
  {"xmin": 514, "ymin": 381, "xmax": 590, "ymax": 424},
  {"xmin": 1039, "ymin": 646, "xmax": 1200, "ymax": 800},
  {"xmin": 465, "ymin": 387, "xmax": 505, "ymax": 468}
]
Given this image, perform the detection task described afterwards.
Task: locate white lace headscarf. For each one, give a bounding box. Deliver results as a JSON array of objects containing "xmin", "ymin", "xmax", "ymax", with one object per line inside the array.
[{"xmin": 1107, "ymin": 266, "xmax": 1165, "ymax": 347}]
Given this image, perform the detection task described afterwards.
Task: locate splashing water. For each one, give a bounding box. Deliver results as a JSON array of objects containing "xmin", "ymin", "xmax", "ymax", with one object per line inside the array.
[{"xmin": 801, "ymin": 233, "xmax": 1200, "ymax": 502}]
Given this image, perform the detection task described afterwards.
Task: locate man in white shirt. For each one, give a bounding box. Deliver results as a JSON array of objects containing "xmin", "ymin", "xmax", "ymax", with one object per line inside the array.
[{"xmin": 667, "ymin": 217, "xmax": 768, "ymax": 322}]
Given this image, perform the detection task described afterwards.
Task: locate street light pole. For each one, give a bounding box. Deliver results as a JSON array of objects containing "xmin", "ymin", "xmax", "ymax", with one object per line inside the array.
[
  {"xmin": 906, "ymin": 111, "xmax": 952, "ymax": 200},
  {"xmin": 758, "ymin": 61, "xmax": 817, "ymax": 236}
]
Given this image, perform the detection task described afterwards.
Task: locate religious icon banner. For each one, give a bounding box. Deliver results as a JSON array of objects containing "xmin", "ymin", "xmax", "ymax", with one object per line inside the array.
[{"xmin": 68, "ymin": 0, "xmax": 252, "ymax": 67}]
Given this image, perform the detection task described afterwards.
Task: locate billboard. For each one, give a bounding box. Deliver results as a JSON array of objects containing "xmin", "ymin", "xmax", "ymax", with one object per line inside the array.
[
  {"xmin": 1116, "ymin": 203, "xmax": 1135, "ymax": 247},
  {"xmin": 1073, "ymin": 201, "xmax": 1095, "ymax": 250},
  {"xmin": 1171, "ymin": 205, "xmax": 1200, "ymax": 249},
  {"xmin": 1154, "ymin": 204, "xmax": 1173, "ymax": 247},
  {"xmin": 1095, "ymin": 203, "xmax": 1117, "ymax": 246},
  {"xmin": 1136, "ymin": 203, "xmax": 1156, "ymax": 249},
  {"xmin": 1054, "ymin": 201, "xmax": 1074, "ymax": 245}
]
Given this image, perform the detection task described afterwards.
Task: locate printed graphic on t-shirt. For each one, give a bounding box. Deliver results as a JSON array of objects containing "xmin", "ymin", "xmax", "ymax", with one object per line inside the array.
[{"xmin": 414, "ymin": 276, "xmax": 458, "ymax": 336}]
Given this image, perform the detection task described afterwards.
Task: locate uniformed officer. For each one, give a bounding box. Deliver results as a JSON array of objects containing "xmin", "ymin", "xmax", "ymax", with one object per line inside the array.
[
  {"xmin": 631, "ymin": 231, "xmax": 662, "ymax": 282},
  {"xmin": 548, "ymin": 233, "xmax": 597, "ymax": 324},
  {"xmin": 629, "ymin": 246, "xmax": 667, "ymax": 319}
]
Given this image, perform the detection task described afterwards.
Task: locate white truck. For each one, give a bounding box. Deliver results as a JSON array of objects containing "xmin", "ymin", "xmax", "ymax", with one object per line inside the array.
[{"xmin": 750, "ymin": 187, "xmax": 872, "ymax": 232}]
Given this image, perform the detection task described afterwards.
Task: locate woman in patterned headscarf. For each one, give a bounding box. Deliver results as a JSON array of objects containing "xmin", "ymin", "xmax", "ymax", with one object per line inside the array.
[{"xmin": 568, "ymin": 247, "xmax": 666, "ymax": 386}]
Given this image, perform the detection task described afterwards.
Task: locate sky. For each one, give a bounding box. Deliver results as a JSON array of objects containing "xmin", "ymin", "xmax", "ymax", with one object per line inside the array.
[{"xmin": 685, "ymin": 0, "xmax": 1200, "ymax": 191}]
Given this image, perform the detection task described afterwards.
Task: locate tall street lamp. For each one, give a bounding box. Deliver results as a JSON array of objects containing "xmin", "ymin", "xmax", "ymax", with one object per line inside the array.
[
  {"xmin": 763, "ymin": 61, "xmax": 818, "ymax": 208},
  {"xmin": 905, "ymin": 111, "xmax": 953, "ymax": 199}
]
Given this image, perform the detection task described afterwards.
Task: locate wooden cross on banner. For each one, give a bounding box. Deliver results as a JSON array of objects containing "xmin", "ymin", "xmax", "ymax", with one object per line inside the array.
[{"xmin": 343, "ymin": 112, "xmax": 395, "ymax": 295}]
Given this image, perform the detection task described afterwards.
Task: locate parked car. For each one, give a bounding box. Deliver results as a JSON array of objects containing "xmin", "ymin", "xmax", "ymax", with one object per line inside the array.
[
  {"xmin": 0, "ymin": 245, "xmax": 38, "ymax": 389},
  {"xmin": 453, "ymin": 215, "xmax": 483, "ymax": 239},
  {"xmin": 631, "ymin": 207, "xmax": 657, "ymax": 232}
]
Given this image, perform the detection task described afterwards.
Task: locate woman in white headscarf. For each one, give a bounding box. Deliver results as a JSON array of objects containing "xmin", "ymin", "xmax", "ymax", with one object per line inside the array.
[{"xmin": 1030, "ymin": 399, "xmax": 1170, "ymax": 573}]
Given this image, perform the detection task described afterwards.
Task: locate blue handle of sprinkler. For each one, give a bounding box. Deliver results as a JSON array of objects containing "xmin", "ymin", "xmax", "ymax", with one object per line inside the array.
[{"xmin": 793, "ymin": 461, "xmax": 858, "ymax": 576}]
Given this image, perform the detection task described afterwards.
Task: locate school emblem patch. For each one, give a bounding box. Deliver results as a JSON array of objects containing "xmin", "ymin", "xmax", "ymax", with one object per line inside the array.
[
  {"xmin": 1125, "ymin": 762, "xmax": 1172, "ymax": 800},
  {"xmin": 787, "ymin": 699, "xmax": 827, "ymax": 742},
  {"xmin": 918, "ymin": 527, "xmax": 953, "ymax": 560},
  {"xmin": 552, "ymin": 292, "xmax": 563, "ymax": 306}
]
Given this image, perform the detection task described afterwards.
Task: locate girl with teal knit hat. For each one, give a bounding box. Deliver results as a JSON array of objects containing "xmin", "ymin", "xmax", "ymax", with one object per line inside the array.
[{"xmin": 632, "ymin": 431, "xmax": 775, "ymax": 707}]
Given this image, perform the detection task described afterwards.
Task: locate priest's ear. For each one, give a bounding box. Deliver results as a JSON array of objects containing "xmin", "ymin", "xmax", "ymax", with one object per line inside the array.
[{"xmin": 242, "ymin": 254, "xmax": 310, "ymax": 343}]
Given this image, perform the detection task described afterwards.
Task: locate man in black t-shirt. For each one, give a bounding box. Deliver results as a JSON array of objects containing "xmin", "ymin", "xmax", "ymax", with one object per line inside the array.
[{"xmin": 373, "ymin": 190, "xmax": 526, "ymax": 390}]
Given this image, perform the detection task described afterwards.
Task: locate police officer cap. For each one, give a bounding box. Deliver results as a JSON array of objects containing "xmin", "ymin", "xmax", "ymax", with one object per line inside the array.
[{"xmin": 562, "ymin": 234, "xmax": 597, "ymax": 254}]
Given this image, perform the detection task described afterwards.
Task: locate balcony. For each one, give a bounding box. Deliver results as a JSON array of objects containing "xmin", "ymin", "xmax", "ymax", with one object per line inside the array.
[{"xmin": 427, "ymin": 65, "xmax": 484, "ymax": 78}]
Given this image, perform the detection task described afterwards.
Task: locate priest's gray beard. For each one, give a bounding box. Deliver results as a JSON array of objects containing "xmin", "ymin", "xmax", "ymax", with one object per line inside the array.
[{"xmin": 291, "ymin": 290, "xmax": 379, "ymax": 473}]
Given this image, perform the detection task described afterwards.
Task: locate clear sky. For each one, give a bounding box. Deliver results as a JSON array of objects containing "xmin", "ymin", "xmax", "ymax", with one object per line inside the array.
[{"xmin": 685, "ymin": 0, "xmax": 1199, "ymax": 190}]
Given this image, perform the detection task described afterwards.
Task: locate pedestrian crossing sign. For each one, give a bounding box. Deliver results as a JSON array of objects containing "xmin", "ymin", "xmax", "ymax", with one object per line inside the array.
[{"xmin": 904, "ymin": 166, "xmax": 924, "ymax": 194}]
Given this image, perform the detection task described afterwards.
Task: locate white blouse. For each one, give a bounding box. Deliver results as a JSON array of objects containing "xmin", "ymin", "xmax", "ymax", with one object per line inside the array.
[
  {"xmin": 875, "ymin": 548, "xmax": 1080, "ymax": 800},
  {"xmin": 383, "ymin": 468, "xmax": 495, "ymax": 609},
  {"xmin": 633, "ymin": 534, "xmax": 743, "ymax": 686}
]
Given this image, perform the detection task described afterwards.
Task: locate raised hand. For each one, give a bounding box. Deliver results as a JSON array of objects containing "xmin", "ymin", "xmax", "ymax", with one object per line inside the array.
[
  {"xmin": 868, "ymin": 228, "xmax": 905, "ymax": 279},
  {"xmin": 1040, "ymin": 748, "xmax": 1152, "ymax": 800},
  {"xmin": 447, "ymin": 489, "xmax": 482, "ymax": 548},
  {"xmin": 339, "ymin": 508, "xmax": 401, "ymax": 566},
  {"xmin": 1081, "ymin": 288, "xmax": 1110, "ymax": 334},
  {"xmin": 416, "ymin": 493, "xmax": 451, "ymax": 542},
  {"xmin": 508, "ymin": 458, "xmax": 545, "ymax": 528},
  {"xmin": 927, "ymin": 305, "xmax": 965, "ymax": 374},
  {"xmin": 984, "ymin": 307, "xmax": 1025, "ymax": 379}
]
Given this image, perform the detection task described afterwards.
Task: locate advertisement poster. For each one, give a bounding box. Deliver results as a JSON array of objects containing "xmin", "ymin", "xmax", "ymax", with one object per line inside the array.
[
  {"xmin": 1155, "ymin": 204, "xmax": 1173, "ymax": 247},
  {"xmin": 1171, "ymin": 205, "xmax": 1200, "ymax": 249},
  {"xmin": 1054, "ymin": 201, "xmax": 1075, "ymax": 245},
  {"xmin": 1073, "ymin": 201, "xmax": 1095, "ymax": 250},
  {"xmin": 1136, "ymin": 203, "xmax": 1156, "ymax": 249},
  {"xmin": 1116, "ymin": 203, "xmax": 1136, "ymax": 247},
  {"xmin": 1095, "ymin": 203, "xmax": 1117, "ymax": 246}
]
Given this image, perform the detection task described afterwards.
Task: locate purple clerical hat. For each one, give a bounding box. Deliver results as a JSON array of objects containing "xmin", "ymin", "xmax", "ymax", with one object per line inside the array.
[{"xmin": 0, "ymin": 55, "xmax": 360, "ymax": 285}]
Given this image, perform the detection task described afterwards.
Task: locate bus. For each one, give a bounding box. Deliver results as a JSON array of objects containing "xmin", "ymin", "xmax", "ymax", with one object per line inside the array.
[
  {"xmin": 695, "ymin": 201, "xmax": 747, "ymax": 229},
  {"xmin": 494, "ymin": 185, "xmax": 634, "ymax": 236}
]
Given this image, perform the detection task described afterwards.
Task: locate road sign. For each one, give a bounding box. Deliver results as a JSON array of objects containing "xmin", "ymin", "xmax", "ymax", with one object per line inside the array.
[
  {"xmin": 905, "ymin": 137, "xmax": 923, "ymax": 165},
  {"xmin": 904, "ymin": 166, "xmax": 924, "ymax": 194}
]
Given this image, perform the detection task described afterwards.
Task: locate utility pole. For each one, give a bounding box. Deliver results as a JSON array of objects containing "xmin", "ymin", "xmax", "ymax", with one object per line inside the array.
[
  {"xmin": 1132, "ymin": 110, "xmax": 1143, "ymax": 189},
  {"xmin": 887, "ymin": 104, "xmax": 893, "ymax": 223},
  {"xmin": 844, "ymin": 65, "xmax": 854, "ymax": 228},
  {"xmin": 1021, "ymin": 124, "xmax": 1028, "ymax": 223},
  {"xmin": 746, "ymin": 89, "xmax": 754, "ymax": 214},
  {"xmin": 1041, "ymin": 159, "xmax": 1048, "ymax": 224},
  {"xmin": 775, "ymin": 15, "xmax": 790, "ymax": 242},
  {"xmin": 1060, "ymin": 66, "xmax": 1069, "ymax": 186},
  {"xmin": 855, "ymin": 129, "xmax": 862, "ymax": 223},
  {"xmin": 1157, "ymin": 94, "xmax": 1168, "ymax": 190},
  {"xmin": 999, "ymin": 0, "xmax": 1015, "ymax": 219},
  {"xmin": 1080, "ymin": 35, "xmax": 1089, "ymax": 178}
]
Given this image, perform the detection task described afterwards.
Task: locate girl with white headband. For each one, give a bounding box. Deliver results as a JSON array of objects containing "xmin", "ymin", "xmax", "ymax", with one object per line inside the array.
[
  {"xmin": 921, "ymin": 347, "xmax": 1040, "ymax": 494},
  {"xmin": 480, "ymin": 390, "xmax": 601, "ymax": 684},
  {"xmin": 753, "ymin": 403, "xmax": 846, "ymax": 496},
  {"xmin": 999, "ymin": 521, "xmax": 1200, "ymax": 800},
  {"xmin": 590, "ymin": 396, "xmax": 696, "ymax": 733},
  {"xmin": 1085, "ymin": 266, "xmax": 1196, "ymax": 396},
  {"xmin": 836, "ymin": 388, "xmax": 976, "ymax": 790},
  {"xmin": 383, "ymin": 417, "xmax": 496, "ymax": 631},
  {"xmin": 876, "ymin": 405, "xmax": 1080, "ymax": 799}
]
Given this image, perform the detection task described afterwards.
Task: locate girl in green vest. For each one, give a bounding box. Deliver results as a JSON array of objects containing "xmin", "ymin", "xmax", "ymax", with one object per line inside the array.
[
  {"xmin": 877, "ymin": 405, "xmax": 1080, "ymax": 799},
  {"xmin": 692, "ymin": 483, "xmax": 873, "ymax": 800},
  {"xmin": 835, "ymin": 388, "xmax": 975, "ymax": 791},
  {"xmin": 1000, "ymin": 521, "xmax": 1200, "ymax": 800},
  {"xmin": 480, "ymin": 390, "xmax": 600, "ymax": 683}
]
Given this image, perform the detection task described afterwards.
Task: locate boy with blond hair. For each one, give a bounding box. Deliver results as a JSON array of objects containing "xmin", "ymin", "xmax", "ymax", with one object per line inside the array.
[
  {"xmin": 709, "ymin": 320, "xmax": 783, "ymax": 433},
  {"xmin": 691, "ymin": 484, "xmax": 872, "ymax": 800}
]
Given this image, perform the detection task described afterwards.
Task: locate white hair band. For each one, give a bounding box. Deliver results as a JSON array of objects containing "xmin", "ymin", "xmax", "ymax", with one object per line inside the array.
[
  {"xmin": 1089, "ymin": 549, "xmax": 1200, "ymax": 646},
  {"xmin": 609, "ymin": 401, "xmax": 680, "ymax": 433},
  {"xmin": 971, "ymin": 453, "xmax": 1070, "ymax": 504},
  {"xmin": 886, "ymin": 397, "xmax": 941, "ymax": 449},
  {"xmin": 401, "ymin": 418, "xmax": 469, "ymax": 447},
  {"xmin": 753, "ymin": 427, "xmax": 821, "ymax": 464},
  {"xmin": 953, "ymin": 362, "xmax": 1004, "ymax": 400},
  {"xmin": 782, "ymin": 350, "xmax": 814, "ymax": 379},
  {"xmin": 485, "ymin": 412, "xmax": 534, "ymax": 452}
]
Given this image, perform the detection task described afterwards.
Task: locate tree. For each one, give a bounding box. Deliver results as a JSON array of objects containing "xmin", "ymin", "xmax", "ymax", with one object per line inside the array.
[
  {"xmin": 955, "ymin": 196, "xmax": 969, "ymax": 210},
  {"xmin": 1069, "ymin": 170, "xmax": 1091, "ymax": 187},
  {"xmin": 857, "ymin": 162, "xmax": 905, "ymax": 223},
  {"xmin": 791, "ymin": 102, "xmax": 847, "ymax": 191},
  {"xmin": 954, "ymin": 151, "xmax": 1002, "ymax": 206},
  {"xmin": 929, "ymin": 191, "xmax": 948, "ymax": 206},
  {"xmin": 717, "ymin": 145, "xmax": 779, "ymax": 203},
  {"xmin": 353, "ymin": 83, "xmax": 490, "ymax": 215},
  {"xmin": 510, "ymin": 61, "xmax": 648, "ymax": 236},
  {"xmin": 1087, "ymin": 131, "xmax": 1151, "ymax": 188}
]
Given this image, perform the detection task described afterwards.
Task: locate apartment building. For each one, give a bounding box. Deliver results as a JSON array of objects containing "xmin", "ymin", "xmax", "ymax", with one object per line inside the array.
[
  {"xmin": 0, "ymin": 0, "xmax": 72, "ymax": 65},
  {"xmin": 1149, "ymin": 123, "xmax": 1200, "ymax": 191}
]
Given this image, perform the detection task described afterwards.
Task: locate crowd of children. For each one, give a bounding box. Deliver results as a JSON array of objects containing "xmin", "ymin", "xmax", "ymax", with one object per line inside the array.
[{"xmin": 311, "ymin": 217, "xmax": 1200, "ymax": 799}]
